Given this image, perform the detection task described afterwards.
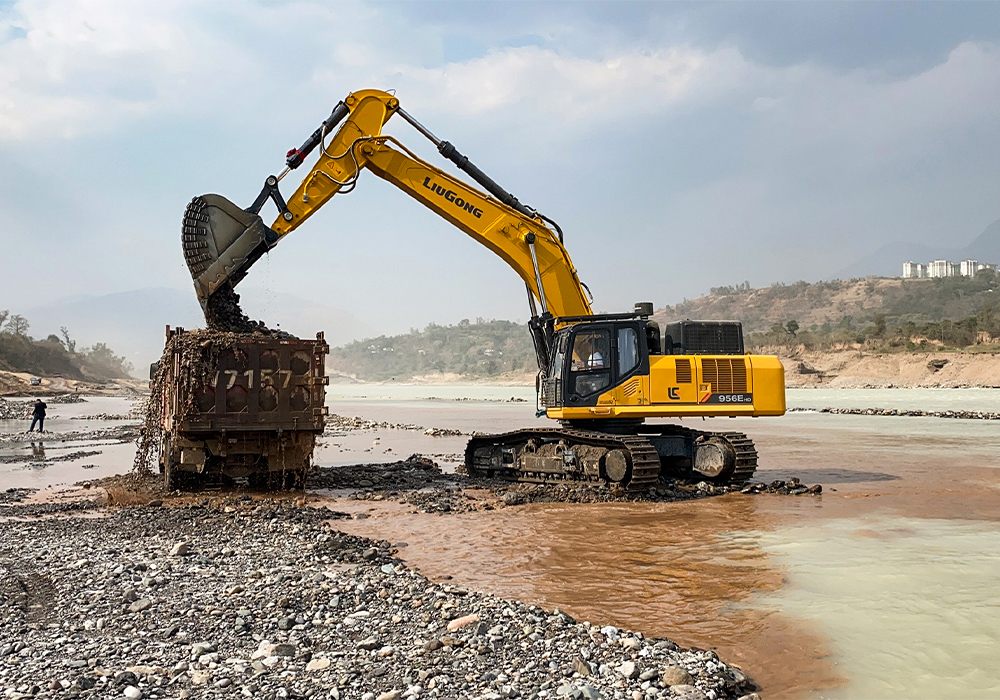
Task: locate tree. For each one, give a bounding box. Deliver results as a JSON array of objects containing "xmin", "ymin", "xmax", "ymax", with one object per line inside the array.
[
  {"xmin": 5, "ymin": 314, "xmax": 29, "ymax": 337},
  {"xmin": 60, "ymin": 326, "xmax": 77, "ymax": 354},
  {"xmin": 785, "ymin": 320, "xmax": 799, "ymax": 336},
  {"xmin": 770, "ymin": 322, "xmax": 787, "ymax": 336},
  {"xmin": 0, "ymin": 310, "xmax": 7, "ymax": 331},
  {"xmin": 872, "ymin": 314, "xmax": 887, "ymax": 337}
]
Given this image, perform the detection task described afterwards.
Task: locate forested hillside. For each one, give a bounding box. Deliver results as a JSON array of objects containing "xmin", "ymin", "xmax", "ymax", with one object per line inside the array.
[
  {"xmin": 329, "ymin": 275, "xmax": 1000, "ymax": 381},
  {"xmin": 656, "ymin": 274, "xmax": 1000, "ymax": 352},
  {"xmin": 327, "ymin": 319, "xmax": 534, "ymax": 381},
  {"xmin": 656, "ymin": 275, "xmax": 1000, "ymax": 334},
  {"xmin": 0, "ymin": 310, "xmax": 133, "ymax": 379}
]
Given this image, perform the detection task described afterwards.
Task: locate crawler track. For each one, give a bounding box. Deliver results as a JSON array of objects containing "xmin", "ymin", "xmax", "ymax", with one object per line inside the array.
[{"xmin": 465, "ymin": 426, "xmax": 757, "ymax": 492}]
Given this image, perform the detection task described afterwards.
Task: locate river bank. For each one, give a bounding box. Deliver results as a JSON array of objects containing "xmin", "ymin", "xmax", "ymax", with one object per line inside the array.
[
  {"xmin": 0, "ymin": 493, "xmax": 757, "ymax": 700},
  {"xmin": 775, "ymin": 348, "xmax": 1000, "ymax": 388}
]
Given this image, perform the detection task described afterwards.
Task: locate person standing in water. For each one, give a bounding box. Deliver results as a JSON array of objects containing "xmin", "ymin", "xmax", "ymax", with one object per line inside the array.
[{"xmin": 29, "ymin": 399, "xmax": 46, "ymax": 432}]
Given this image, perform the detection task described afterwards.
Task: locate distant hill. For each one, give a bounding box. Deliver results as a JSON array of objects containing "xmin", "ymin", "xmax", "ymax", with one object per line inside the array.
[
  {"xmin": 837, "ymin": 217, "xmax": 1000, "ymax": 278},
  {"xmin": 24, "ymin": 287, "xmax": 378, "ymax": 374},
  {"xmin": 655, "ymin": 274, "xmax": 1000, "ymax": 335},
  {"xmin": 328, "ymin": 319, "xmax": 535, "ymax": 382}
]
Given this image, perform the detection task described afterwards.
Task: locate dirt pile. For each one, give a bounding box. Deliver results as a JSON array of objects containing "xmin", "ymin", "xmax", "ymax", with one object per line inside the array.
[{"xmin": 203, "ymin": 284, "xmax": 276, "ymax": 334}]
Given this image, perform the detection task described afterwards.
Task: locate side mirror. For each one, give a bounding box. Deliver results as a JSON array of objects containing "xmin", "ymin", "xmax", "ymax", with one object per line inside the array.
[{"xmin": 149, "ymin": 362, "xmax": 159, "ymax": 381}]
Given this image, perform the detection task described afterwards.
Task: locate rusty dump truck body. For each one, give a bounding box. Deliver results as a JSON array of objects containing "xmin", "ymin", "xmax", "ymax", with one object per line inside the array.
[{"xmin": 158, "ymin": 327, "xmax": 329, "ymax": 489}]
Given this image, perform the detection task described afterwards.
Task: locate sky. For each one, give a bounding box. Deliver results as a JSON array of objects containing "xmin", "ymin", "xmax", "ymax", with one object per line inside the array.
[{"xmin": 3, "ymin": 0, "xmax": 1000, "ymax": 336}]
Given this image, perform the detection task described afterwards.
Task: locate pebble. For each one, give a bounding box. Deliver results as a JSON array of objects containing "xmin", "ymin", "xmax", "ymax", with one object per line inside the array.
[
  {"xmin": 662, "ymin": 665, "xmax": 695, "ymax": 685},
  {"xmin": 618, "ymin": 660, "xmax": 639, "ymax": 679},
  {"xmin": 447, "ymin": 612, "xmax": 480, "ymax": 631},
  {"xmin": 306, "ymin": 657, "xmax": 331, "ymax": 671},
  {"xmin": 123, "ymin": 686, "xmax": 142, "ymax": 699},
  {"xmin": 170, "ymin": 542, "xmax": 191, "ymax": 556},
  {"xmin": 128, "ymin": 598, "xmax": 152, "ymax": 613}
]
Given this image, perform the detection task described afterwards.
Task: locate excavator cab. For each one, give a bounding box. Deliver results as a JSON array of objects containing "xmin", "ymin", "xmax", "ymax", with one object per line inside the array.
[{"xmin": 545, "ymin": 317, "xmax": 652, "ymax": 411}]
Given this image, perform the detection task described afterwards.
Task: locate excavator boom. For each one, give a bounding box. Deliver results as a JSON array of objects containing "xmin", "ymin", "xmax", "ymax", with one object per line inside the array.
[{"xmin": 184, "ymin": 89, "xmax": 589, "ymax": 321}]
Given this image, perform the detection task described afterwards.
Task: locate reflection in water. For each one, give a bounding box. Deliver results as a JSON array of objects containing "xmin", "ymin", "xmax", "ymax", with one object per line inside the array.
[
  {"xmin": 30, "ymin": 442, "xmax": 46, "ymax": 460},
  {"xmin": 335, "ymin": 495, "xmax": 846, "ymax": 698}
]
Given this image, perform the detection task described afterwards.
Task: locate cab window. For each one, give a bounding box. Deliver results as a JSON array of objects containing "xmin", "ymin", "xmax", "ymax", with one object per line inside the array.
[
  {"xmin": 618, "ymin": 327, "xmax": 639, "ymax": 375},
  {"xmin": 570, "ymin": 330, "xmax": 610, "ymax": 396}
]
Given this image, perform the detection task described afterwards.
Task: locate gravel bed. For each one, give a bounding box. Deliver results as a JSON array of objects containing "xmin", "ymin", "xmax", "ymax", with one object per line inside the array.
[
  {"xmin": 71, "ymin": 415, "xmax": 136, "ymax": 422},
  {"xmin": 324, "ymin": 415, "xmax": 425, "ymax": 436},
  {"xmin": 323, "ymin": 415, "xmax": 463, "ymax": 437},
  {"xmin": 0, "ymin": 399, "xmax": 33, "ymax": 421},
  {"xmin": 0, "ymin": 502, "xmax": 758, "ymax": 700},
  {"xmin": 0, "ymin": 427, "xmax": 140, "ymax": 447},
  {"xmin": 788, "ymin": 406, "xmax": 1000, "ymax": 420}
]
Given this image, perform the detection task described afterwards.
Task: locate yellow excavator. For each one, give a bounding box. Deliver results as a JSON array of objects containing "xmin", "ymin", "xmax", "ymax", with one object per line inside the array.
[{"xmin": 182, "ymin": 88, "xmax": 785, "ymax": 491}]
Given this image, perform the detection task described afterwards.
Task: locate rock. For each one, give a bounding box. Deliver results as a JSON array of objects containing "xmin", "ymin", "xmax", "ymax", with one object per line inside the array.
[
  {"xmin": 277, "ymin": 616, "xmax": 295, "ymax": 630},
  {"xmin": 670, "ymin": 685, "xmax": 708, "ymax": 700},
  {"xmin": 123, "ymin": 687, "xmax": 142, "ymax": 699},
  {"xmin": 617, "ymin": 660, "xmax": 639, "ymax": 679},
  {"xmin": 572, "ymin": 656, "xmax": 593, "ymax": 676},
  {"xmin": 376, "ymin": 691, "xmax": 403, "ymax": 700},
  {"xmin": 422, "ymin": 639, "xmax": 443, "ymax": 652},
  {"xmin": 621, "ymin": 636, "xmax": 641, "ymax": 651},
  {"xmin": 737, "ymin": 694, "xmax": 762, "ymax": 700},
  {"xmin": 639, "ymin": 668, "xmax": 658, "ymax": 681},
  {"xmin": 170, "ymin": 542, "xmax": 190, "ymax": 556},
  {"xmin": 359, "ymin": 638, "xmax": 381, "ymax": 651},
  {"xmin": 661, "ymin": 665, "xmax": 694, "ymax": 686},
  {"xmin": 502, "ymin": 491, "xmax": 526, "ymax": 506},
  {"xmin": 579, "ymin": 687, "xmax": 603, "ymax": 700},
  {"xmin": 128, "ymin": 598, "xmax": 152, "ymax": 613},
  {"xmin": 447, "ymin": 612, "xmax": 480, "ymax": 631},
  {"xmin": 272, "ymin": 643, "xmax": 296, "ymax": 657},
  {"xmin": 306, "ymin": 657, "xmax": 331, "ymax": 671}
]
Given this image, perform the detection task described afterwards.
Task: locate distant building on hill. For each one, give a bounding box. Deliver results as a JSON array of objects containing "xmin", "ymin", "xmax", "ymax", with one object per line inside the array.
[
  {"xmin": 928, "ymin": 260, "xmax": 958, "ymax": 278},
  {"xmin": 903, "ymin": 258, "xmax": 997, "ymax": 279}
]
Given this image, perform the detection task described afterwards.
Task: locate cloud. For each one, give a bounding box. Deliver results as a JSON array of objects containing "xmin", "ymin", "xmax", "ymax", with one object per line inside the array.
[{"xmin": 2, "ymin": 0, "xmax": 999, "ymax": 318}]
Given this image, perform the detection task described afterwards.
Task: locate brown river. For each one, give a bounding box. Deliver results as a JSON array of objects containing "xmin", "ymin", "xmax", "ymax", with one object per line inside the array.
[{"xmin": 3, "ymin": 387, "xmax": 999, "ymax": 698}]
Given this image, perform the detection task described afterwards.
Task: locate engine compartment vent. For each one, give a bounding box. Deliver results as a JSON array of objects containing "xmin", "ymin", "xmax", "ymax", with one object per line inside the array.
[
  {"xmin": 675, "ymin": 358, "xmax": 692, "ymax": 383},
  {"xmin": 701, "ymin": 358, "xmax": 748, "ymax": 393}
]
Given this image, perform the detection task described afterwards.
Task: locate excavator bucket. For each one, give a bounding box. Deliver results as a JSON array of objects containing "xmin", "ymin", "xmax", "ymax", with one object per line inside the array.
[{"xmin": 181, "ymin": 194, "xmax": 279, "ymax": 309}]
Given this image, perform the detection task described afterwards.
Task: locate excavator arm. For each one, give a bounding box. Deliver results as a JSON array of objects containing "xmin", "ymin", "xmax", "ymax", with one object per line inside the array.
[{"xmin": 184, "ymin": 89, "xmax": 592, "ymax": 331}]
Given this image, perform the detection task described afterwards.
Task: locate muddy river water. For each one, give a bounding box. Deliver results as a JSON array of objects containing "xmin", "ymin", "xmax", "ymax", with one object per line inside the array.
[
  {"xmin": 3, "ymin": 387, "xmax": 999, "ymax": 698},
  {"xmin": 321, "ymin": 386, "xmax": 1000, "ymax": 699}
]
